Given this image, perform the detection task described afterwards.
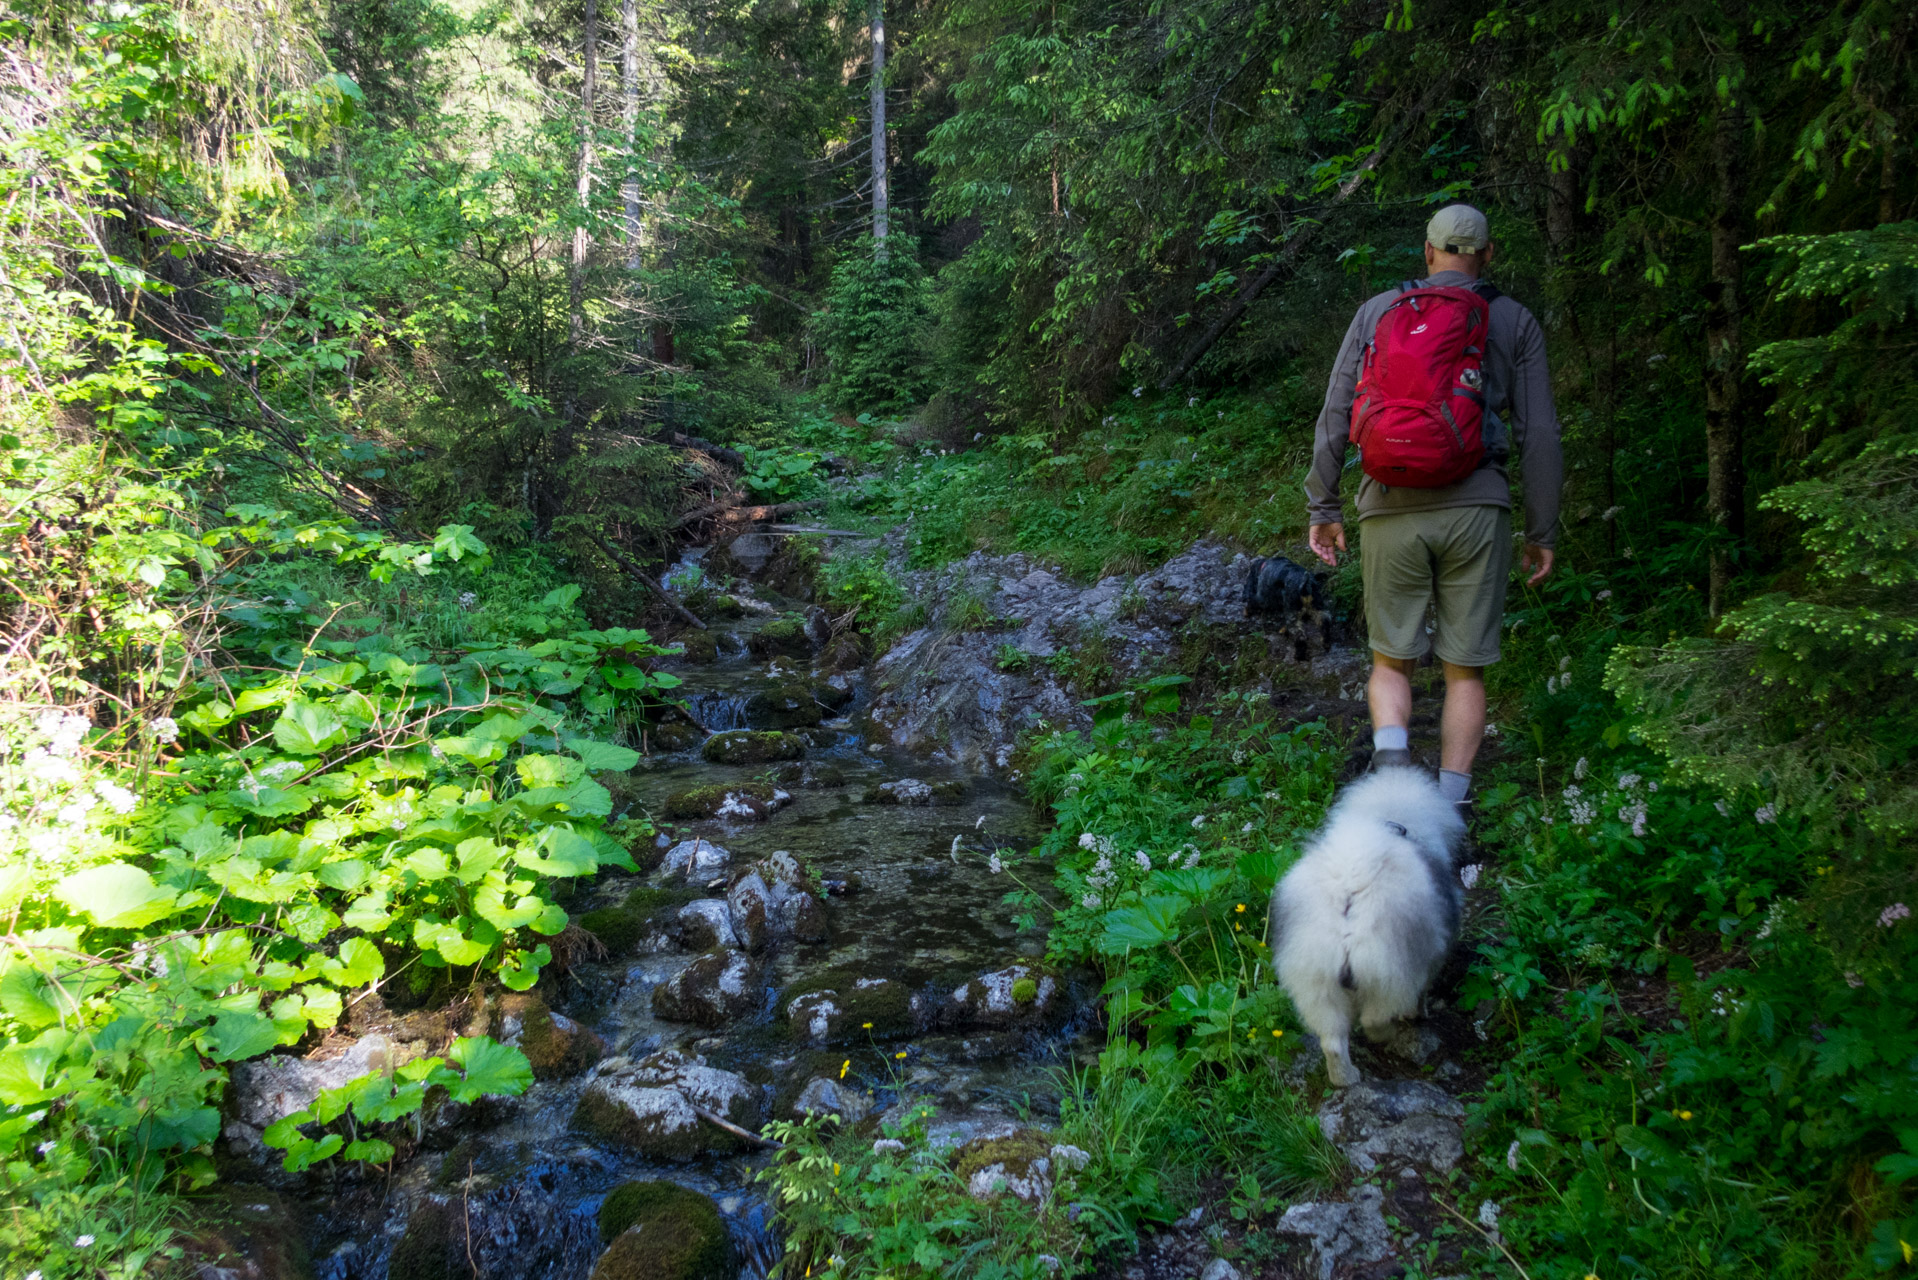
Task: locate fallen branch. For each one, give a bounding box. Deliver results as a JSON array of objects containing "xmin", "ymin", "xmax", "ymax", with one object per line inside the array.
[
  {"xmin": 668, "ymin": 431, "xmax": 747, "ymax": 469},
  {"xmin": 695, "ymin": 1107, "xmax": 784, "ymax": 1149},
  {"xmin": 671, "ymin": 497, "xmax": 824, "ymax": 530},
  {"xmin": 590, "ymin": 533, "xmax": 707, "ymax": 631}
]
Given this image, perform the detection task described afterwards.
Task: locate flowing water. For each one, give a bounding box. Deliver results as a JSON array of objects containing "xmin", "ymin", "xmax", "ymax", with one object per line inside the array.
[{"xmin": 306, "ymin": 602, "xmax": 1092, "ymax": 1280}]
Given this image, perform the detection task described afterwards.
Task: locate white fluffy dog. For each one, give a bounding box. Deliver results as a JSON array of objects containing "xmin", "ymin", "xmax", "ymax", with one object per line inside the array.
[{"xmin": 1268, "ymin": 768, "xmax": 1466, "ymax": 1086}]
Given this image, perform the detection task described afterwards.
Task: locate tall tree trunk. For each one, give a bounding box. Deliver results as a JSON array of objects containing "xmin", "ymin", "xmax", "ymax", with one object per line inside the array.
[
  {"xmin": 869, "ymin": 0, "xmax": 888, "ymax": 261},
  {"xmin": 1705, "ymin": 100, "xmax": 1747, "ymax": 618},
  {"xmin": 571, "ymin": 0, "xmax": 598, "ymax": 345},
  {"xmin": 621, "ymin": 0, "xmax": 641, "ymax": 271}
]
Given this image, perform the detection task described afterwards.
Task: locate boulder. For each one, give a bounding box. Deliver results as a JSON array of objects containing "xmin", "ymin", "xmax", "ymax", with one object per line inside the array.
[
  {"xmin": 864, "ymin": 777, "xmax": 933, "ymax": 805},
  {"xmin": 792, "ymin": 1076, "xmax": 873, "ymax": 1124},
  {"xmin": 649, "ymin": 721, "xmax": 707, "ymax": 753},
  {"xmin": 771, "ymin": 760, "xmax": 847, "ymax": 789},
  {"xmin": 741, "ymin": 681, "xmax": 825, "ymax": 730},
  {"xmin": 662, "ymin": 783, "xmax": 791, "ymax": 823},
  {"xmin": 670, "ymin": 632, "xmax": 720, "ymax": 664},
  {"xmin": 675, "ymin": 900, "xmax": 738, "ymax": 951},
  {"xmin": 594, "ymin": 1181, "xmax": 735, "ymax": 1280},
  {"xmin": 1315, "ymin": 1078, "xmax": 1465, "ymax": 1173},
  {"xmin": 494, "ymin": 993, "xmax": 603, "ymax": 1081},
  {"xmin": 1274, "ymin": 1185, "xmax": 1393, "ymax": 1275},
  {"xmin": 786, "ymin": 976, "xmax": 915, "ymax": 1045},
  {"xmin": 953, "ymin": 1129, "xmax": 1054, "ymax": 1203},
  {"xmin": 727, "ymin": 868, "xmax": 829, "ymax": 952},
  {"xmin": 946, "ymin": 964, "xmax": 1061, "ymax": 1030},
  {"xmin": 700, "ymin": 730, "xmax": 806, "ymax": 766},
  {"xmin": 224, "ymin": 1034, "xmax": 428, "ymax": 1159},
  {"xmin": 661, "ymin": 839, "xmax": 732, "ymax": 880},
  {"xmin": 746, "ymin": 614, "xmax": 813, "ymax": 658},
  {"xmin": 650, "ymin": 950, "xmax": 763, "ymax": 1026},
  {"xmin": 573, "ymin": 1052, "xmax": 759, "ymax": 1160}
]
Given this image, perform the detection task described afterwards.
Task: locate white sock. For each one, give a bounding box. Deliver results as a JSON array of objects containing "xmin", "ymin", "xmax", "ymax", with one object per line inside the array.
[
  {"xmin": 1439, "ymin": 769, "xmax": 1471, "ymax": 802},
  {"xmin": 1372, "ymin": 725, "xmax": 1409, "ymax": 752}
]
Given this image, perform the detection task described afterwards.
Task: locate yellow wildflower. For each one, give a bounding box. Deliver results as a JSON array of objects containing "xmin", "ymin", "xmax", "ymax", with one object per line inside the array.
[
  {"xmin": 895, "ymin": 1050, "xmax": 908, "ymax": 1059},
  {"xmin": 839, "ymin": 1059, "xmax": 850, "ymax": 1079},
  {"xmin": 1235, "ymin": 903, "xmax": 1246, "ymax": 913},
  {"xmin": 862, "ymin": 1021, "xmax": 873, "ymax": 1029},
  {"xmin": 1272, "ymin": 1029, "xmax": 1283, "ymax": 1037}
]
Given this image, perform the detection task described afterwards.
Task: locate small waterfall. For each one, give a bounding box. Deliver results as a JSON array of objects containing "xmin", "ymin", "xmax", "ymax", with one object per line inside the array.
[{"xmin": 683, "ymin": 689, "xmax": 753, "ymax": 731}]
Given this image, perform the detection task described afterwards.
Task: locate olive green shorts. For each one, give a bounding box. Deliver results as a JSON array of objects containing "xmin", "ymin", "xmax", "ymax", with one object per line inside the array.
[{"xmin": 1359, "ymin": 505, "xmax": 1512, "ymax": 667}]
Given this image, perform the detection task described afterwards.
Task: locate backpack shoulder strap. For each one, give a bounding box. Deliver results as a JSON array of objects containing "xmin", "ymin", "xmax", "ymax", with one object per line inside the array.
[{"xmin": 1471, "ymin": 280, "xmax": 1503, "ymax": 302}]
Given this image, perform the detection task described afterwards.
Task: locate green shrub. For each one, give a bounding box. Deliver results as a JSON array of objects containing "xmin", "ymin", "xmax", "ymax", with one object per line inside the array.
[{"xmin": 815, "ymin": 251, "xmax": 934, "ymax": 414}]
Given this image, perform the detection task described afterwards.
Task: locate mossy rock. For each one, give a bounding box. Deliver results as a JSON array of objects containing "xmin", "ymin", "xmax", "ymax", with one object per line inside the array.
[
  {"xmin": 747, "ymin": 615, "xmax": 812, "ymax": 658},
  {"xmin": 578, "ymin": 906, "xmax": 646, "ymax": 955},
  {"xmin": 389, "ymin": 1199, "xmax": 454, "ymax": 1280},
  {"xmin": 648, "ymin": 721, "xmax": 706, "ymax": 753},
  {"xmin": 705, "ymin": 594, "xmax": 745, "ymax": 619},
  {"xmin": 952, "ymin": 1128, "xmax": 1056, "ymax": 1202},
  {"xmin": 811, "ymin": 680, "xmax": 855, "ymax": 713},
  {"xmin": 673, "ymin": 631, "xmax": 720, "ymax": 664},
  {"xmin": 771, "ymin": 760, "xmax": 847, "ymax": 789},
  {"xmin": 784, "ymin": 971, "xmax": 916, "ymax": 1044},
  {"xmin": 741, "ymin": 681, "xmax": 824, "ymax": 730},
  {"xmin": 820, "ymin": 631, "xmax": 867, "ymax": 673},
  {"xmin": 591, "ymin": 1182, "xmax": 734, "ymax": 1280},
  {"xmin": 580, "ymin": 885, "xmax": 702, "ymax": 954},
  {"xmin": 701, "ymin": 730, "xmax": 806, "ymax": 766},
  {"xmin": 495, "ymin": 993, "xmax": 603, "ymax": 1081},
  {"xmin": 662, "ymin": 781, "xmax": 780, "ymax": 821},
  {"xmin": 930, "ymin": 779, "xmax": 971, "ymax": 802}
]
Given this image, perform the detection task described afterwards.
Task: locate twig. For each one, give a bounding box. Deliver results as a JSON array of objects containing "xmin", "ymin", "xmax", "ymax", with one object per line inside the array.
[
  {"xmin": 694, "ymin": 1107, "xmax": 784, "ymax": 1149},
  {"xmin": 1434, "ymin": 1194, "xmax": 1535, "ymax": 1280},
  {"xmin": 590, "ymin": 533, "xmax": 707, "ymax": 630}
]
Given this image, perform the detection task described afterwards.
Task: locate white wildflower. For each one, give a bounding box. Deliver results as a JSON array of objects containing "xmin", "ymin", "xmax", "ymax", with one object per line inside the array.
[
  {"xmin": 24, "ymin": 749, "xmax": 82, "ymax": 786},
  {"xmin": 1241, "ymin": 821, "xmax": 1254, "ymax": 834},
  {"xmin": 1078, "ymin": 832, "xmax": 1098, "ymax": 850},
  {"xmin": 1574, "ymin": 757, "xmax": 1589, "ymax": 780},
  {"xmin": 1845, "ymin": 971, "xmax": 1864, "ymax": 989},
  {"xmin": 1601, "ymin": 505, "xmax": 1623, "ymax": 521},
  {"xmin": 1559, "ymin": 655, "xmax": 1572, "ymax": 672},
  {"xmin": 1182, "ymin": 847, "xmax": 1201, "ymax": 869},
  {"xmin": 458, "ymin": 591, "xmax": 477, "ymax": 609},
  {"xmin": 36, "ymin": 1141, "xmax": 54, "ymax": 1156},
  {"xmin": 1476, "ymin": 1200, "xmax": 1501, "ymax": 1230},
  {"xmin": 872, "ymin": 1138, "xmax": 906, "ymax": 1156},
  {"xmin": 976, "ymin": 815, "xmax": 987, "ymax": 830},
  {"xmin": 75, "ymin": 1235, "xmax": 95, "ymax": 1248},
  {"xmin": 1133, "ymin": 850, "xmax": 1151, "ymax": 872},
  {"xmin": 988, "ymin": 853, "xmax": 1004, "ymax": 875},
  {"xmin": 1545, "ymin": 675, "xmax": 1558, "ymax": 695},
  {"xmin": 96, "ymin": 781, "xmax": 137, "ymax": 814},
  {"xmin": 1483, "ymin": 722, "xmax": 1500, "ymax": 738},
  {"xmin": 1596, "ymin": 589, "xmax": 1613, "ymax": 600},
  {"xmin": 148, "ymin": 716, "xmax": 179, "ymax": 744},
  {"xmin": 1049, "ymin": 1143, "xmax": 1091, "ymax": 1170},
  {"xmin": 1459, "ymin": 864, "xmax": 1481, "ymax": 890},
  {"xmin": 1081, "ymin": 893, "xmax": 1101, "ymax": 910},
  {"xmin": 1714, "ymin": 799, "xmax": 1730, "ymax": 817},
  {"xmin": 1619, "ymin": 800, "xmax": 1648, "ymax": 838},
  {"xmin": 1755, "ymin": 805, "xmax": 1777, "ymax": 825},
  {"xmin": 36, "ymin": 710, "xmax": 89, "ymax": 755},
  {"xmin": 1879, "ymin": 903, "xmax": 1910, "ymax": 928},
  {"xmin": 1187, "ymin": 396, "xmax": 1198, "ymax": 407},
  {"xmin": 1037, "ymin": 1257, "xmax": 1062, "ymax": 1273},
  {"xmin": 951, "ymin": 834, "xmax": 964, "ymax": 860},
  {"xmin": 56, "ymin": 800, "xmax": 93, "ymax": 826},
  {"xmin": 1506, "ymin": 1140, "xmax": 1521, "ymax": 1172},
  {"xmin": 1131, "ymin": 386, "xmax": 1143, "ymax": 397},
  {"xmin": 1190, "ymin": 813, "xmax": 1206, "ymax": 829},
  {"xmin": 1618, "ymin": 773, "xmax": 1642, "ymax": 791}
]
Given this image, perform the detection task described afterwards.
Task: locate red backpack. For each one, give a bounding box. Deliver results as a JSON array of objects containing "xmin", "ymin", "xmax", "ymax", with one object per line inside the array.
[{"xmin": 1350, "ymin": 281, "xmax": 1499, "ymax": 488}]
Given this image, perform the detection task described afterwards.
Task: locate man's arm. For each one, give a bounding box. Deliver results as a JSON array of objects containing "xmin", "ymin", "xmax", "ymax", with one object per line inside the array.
[
  {"xmin": 1509, "ymin": 307, "xmax": 1563, "ymax": 550},
  {"xmin": 1304, "ymin": 305, "xmax": 1371, "ymax": 532}
]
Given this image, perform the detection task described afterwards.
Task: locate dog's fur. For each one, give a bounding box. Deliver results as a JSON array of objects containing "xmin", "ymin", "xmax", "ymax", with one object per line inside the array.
[
  {"xmin": 1242, "ymin": 555, "xmax": 1328, "ymax": 620},
  {"xmin": 1268, "ymin": 768, "xmax": 1465, "ymax": 1086}
]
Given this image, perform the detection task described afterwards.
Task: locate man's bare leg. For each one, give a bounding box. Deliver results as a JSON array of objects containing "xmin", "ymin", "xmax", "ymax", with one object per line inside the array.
[
  {"xmin": 1438, "ymin": 661, "xmax": 1485, "ymax": 806},
  {"xmin": 1367, "ymin": 653, "xmax": 1417, "ymax": 764}
]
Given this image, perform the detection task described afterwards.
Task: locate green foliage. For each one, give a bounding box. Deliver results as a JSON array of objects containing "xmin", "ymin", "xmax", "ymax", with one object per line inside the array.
[
  {"xmin": 819, "ymin": 551, "xmax": 905, "ymax": 631},
  {"xmin": 816, "ymin": 251, "xmax": 935, "ymax": 415}
]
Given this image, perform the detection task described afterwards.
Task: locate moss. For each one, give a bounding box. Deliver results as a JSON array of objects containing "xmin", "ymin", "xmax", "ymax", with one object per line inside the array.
[
  {"xmin": 784, "ymin": 971, "xmax": 916, "ymax": 1043},
  {"xmin": 579, "ymin": 906, "xmax": 644, "ymax": 954},
  {"xmin": 930, "ymin": 779, "xmax": 971, "ymax": 802},
  {"xmin": 591, "ymin": 1183, "xmax": 734, "ymax": 1280},
  {"xmin": 772, "ymin": 760, "xmax": 846, "ymax": 789},
  {"xmin": 571, "ymin": 1090, "xmax": 710, "ymax": 1161},
  {"xmin": 674, "ymin": 631, "xmax": 720, "ymax": 663},
  {"xmin": 706, "ymin": 594, "xmax": 745, "ymax": 618},
  {"xmin": 951, "ymin": 1129, "xmax": 1052, "ymax": 1188},
  {"xmin": 741, "ymin": 680, "xmax": 824, "ymax": 730},
  {"xmin": 389, "ymin": 1199, "xmax": 453, "ymax": 1280},
  {"xmin": 747, "ymin": 614, "xmax": 811, "ymax": 658},
  {"xmin": 700, "ymin": 730, "xmax": 806, "ymax": 765},
  {"xmin": 1010, "ymin": 978, "xmax": 1038, "ymax": 1005},
  {"xmin": 662, "ymin": 781, "xmax": 777, "ymax": 821},
  {"xmin": 648, "ymin": 721, "xmax": 706, "ymax": 753},
  {"xmin": 506, "ymin": 995, "xmax": 599, "ymax": 1080},
  {"xmin": 608, "ymin": 817, "xmax": 665, "ymax": 873},
  {"xmin": 820, "ymin": 631, "xmax": 867, "ymax": 673}
]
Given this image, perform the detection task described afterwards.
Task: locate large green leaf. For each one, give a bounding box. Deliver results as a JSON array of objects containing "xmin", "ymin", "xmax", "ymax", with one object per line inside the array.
[
  {"xmin": 1099, "ymin": 894, "xmax": 1193, "ymax": 951},
  {"xmin": 52, "ymin": 863, "xmax": 178, "ymax": 929},
  {"xmin": 0, "ymin": 1029, "xmax": 70, "ymax": 1104},
  {"xmin": 325, "ymin": 937, "xmax": 385, "ymax": 987},
  {"xmin": 516, "ymin": 753, "xmax": 584, "ymax": 789},
  {"xmin": 202, "ymin": 1011, "xmax": 283, "ymax": 1063},
  {"xmin": 413, "ymin": 918, "xmax": 490, "ymax": 966},
  {"xmin": 272, "ymin": 699, "xmax": 347, "ymax": 756},
  {"xmin": 515, "ymin": 827, "xmax": 598, "ymax": 877},
  {"xmin": 439, "ymin": 1036, "xmax": 532, "ymax": 1103},
  {"xmin": 565, "ymin": 737, "xmax": 641, "ymax": 772}
]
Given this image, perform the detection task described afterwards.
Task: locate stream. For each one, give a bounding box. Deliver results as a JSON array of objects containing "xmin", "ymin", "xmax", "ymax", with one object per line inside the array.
[{"xmin": 300, "ymin": 587, "xmax": 1096, "ymax": 1280}]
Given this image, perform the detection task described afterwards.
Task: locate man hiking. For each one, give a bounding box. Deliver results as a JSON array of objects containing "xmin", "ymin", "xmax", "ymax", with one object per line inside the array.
[{"xmin": 1304, "ymin": 203, "xmax": 1563, "ymax": 815}]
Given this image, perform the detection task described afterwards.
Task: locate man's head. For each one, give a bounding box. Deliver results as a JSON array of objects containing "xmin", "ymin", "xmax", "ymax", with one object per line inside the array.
[{"xmin": 1424, "ymin": 204, "xmax": 1494, "ymax": 277}]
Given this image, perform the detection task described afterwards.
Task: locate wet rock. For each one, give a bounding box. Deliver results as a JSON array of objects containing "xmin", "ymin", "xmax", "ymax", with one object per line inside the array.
[
  {"xmin": 662, "ymin": 783, "xmax": 791, "ymax": 822},
  {"xmin": 792, "ymin": 1076, "xmax": 873, "ymax": 1124},
  {"xmin": 661, "ymin": 838, "xmax": 733, "ymax": 880},
  {"xmin": 648, "ymin": 721, "xmax": 707, "ymax": 753},
  {"xmin": 675, "ymin": 899, "xmax": 739, "ymax": 951},
  {"xmin": 671, "ymin": 631, "xmax": 720, "ymax": 664},
  {"xmin": 224, "ymin": 1034, "xmax": 428, "ymax": 1160},
  {"xmin": 865, "ymin": 777, "xmax": 933, "ymax": 805},
  {"xmin": 701, "ymin": 729, "xmax": 806, "ymax": 765},
  {"xmin": 176, "ymin": 1184, "xmax": 312, "ymax": 1280},
  {"xmin": 583, "ymin": 886, "xmax": 697, "ymax": 954},
  {"xmin": 650, "ymin": 950, "xmax": 764, "ymax": 1026},
  {"xmin": 741, "ymin": 680, "xmax": 826, "ymax": 729},
  {"xmin": 1274, "ymin": 1185, "xmax": 1393, "ymax": 1278},
  {"xmin": 954, "ymin": 1129, "xmax": 1054, "ymax": 1203},
  {"xmin": 727, "ymin": 855, "xmax": 830, "ymax": 951},
  {"xmin": 573, "ymin": 1051, "xmax": 760, "ymax": 1160},
  {"xmin": 747, "ymin": 614, "xmax": 813, "ymax": 658},
  {"xmin": 811, "ymin": 679, "xmax": 855, "ymax": 713},
  {"xmin": 388, "ymin": 1197, "xmax": 457, "ymax": 1280},
  {"xmin": 772, "ymin": 759, "xmax": 847, "ymax": 789},
  {"xmin": 1200, "ymin": 1259, "xmax": 1242, "ymax": 1280},
  {"xmin": 594, "ymin": 1181, "xmax": 736, "ymax": 1280},
  {"xmin": 946, "ymin": 964, "xmax": 1061, "ymax": 1029},
  {"xmin": 785, "ymin": 975, "xmax": 913, "ymax": 1044},
  {"xmin": 1316, "ymin": 1078, "xmax": 1465, "ymax": 1173},
  {"xmin": 493, "ymin": 993, "xmax": 604, "ymax": 1081},
  {"xmin": 705, "ymin": 594, "xmax": 746, "ymax": 619},
  {"xmin": 820, "ymin": 631, "xmax": 867, "ymax": 673}
]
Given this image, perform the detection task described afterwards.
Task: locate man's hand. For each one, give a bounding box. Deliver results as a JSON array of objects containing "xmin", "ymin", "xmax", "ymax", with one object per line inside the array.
[
  {"xmin": 1308, "ymin": 522, "xmax": 1346, "ymax": 567},
  {"xmin": 1520, "ymin": 543, "xmax": 1555, "ymax": 586}
]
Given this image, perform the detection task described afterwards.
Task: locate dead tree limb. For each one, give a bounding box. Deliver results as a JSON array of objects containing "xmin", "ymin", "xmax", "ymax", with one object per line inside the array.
[
  {"xmin": 668, "ymin": 431, "xmax": 747, "ymax": 469},
  {"xmin": 671, "ymin": 497, "xmax": 823, "ymax": 530},
  {"xmin": 591, "ymin": 533, "xmax": 707, "ymax": 630}
]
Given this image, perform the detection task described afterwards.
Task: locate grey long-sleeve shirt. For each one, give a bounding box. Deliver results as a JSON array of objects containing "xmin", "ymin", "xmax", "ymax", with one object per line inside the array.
[{"xmin": 1303, "ymin": 269, "xmax": 1564, "ymax": 547}]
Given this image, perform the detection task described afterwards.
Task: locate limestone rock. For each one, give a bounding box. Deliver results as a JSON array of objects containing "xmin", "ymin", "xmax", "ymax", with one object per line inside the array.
[
  {"xmin": 661, "ymin": 839, "xmax": 732, "ymax": 881},
  {"xmin": 675, "ymin": 900, "xmax": 739, "ymax": 951},
  {"xmin": 494, "ymin": 993, "xmax": 603, "ymax": 1081},
  {"xmin": 662, "ymin": 783, "xmax": 792, "ymax": 823},
  {"xmin": 946, "ymin": 964, "xmax": 1061, "ymax": 1029},
  {"xmin": 1275, "ymin": 1185, "xmax": 1393, "ymax": 1280},
  {"xmin": 650, "ymin": 950, "xmax": 763, "ymax": 1026},
  {"xmin": 792, "ymin": 1076, "xmax": 872, "ymax": 1124},
  {"xmin": 785, "ymin": 975, "xmax": 913, "ymax": 1044},
  {"xmin": 741, "ymin": 680, "xmax": 824, "ymax": 729},
  {"xmin": 592, "ymin": 1181, "xmax": 734, "ymax": 1280},
  {"xmin": 865, "ymin": 777, "xmax": 933, "ymax": 805},
  {"xmin": 225, "ymin": 1034, "xmax": 427, "ymax": 1159},
  {"xmin": 1316, "ymin": 1078, "xmax": 1466, "ymax": 1173},
  {"xmin": 954, "ymin": 1129, "xmax": 1055, "ymax": 1203},
  {"xmin": 700, "ymin": 730, "xmax": 806, "ymax": 766},
  {"xmin": 727, "ymin": 860, "xmax": 829, "ymax": 951},
  {"xmin": 572, "ymin": 1052, "xmax": 759, "ymax": 1160}
]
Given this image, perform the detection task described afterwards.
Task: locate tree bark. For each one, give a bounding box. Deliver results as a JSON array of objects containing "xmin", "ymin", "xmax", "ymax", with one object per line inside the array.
[
  {"xmin": 1705, "ymin": 100, "xmax": 1748, "ymax": 618},
  {"xmin": 869, "ymin": 0, "xmax": 888, "ymax": 260},
  {"xmin": 621, "ymin": 0, "xmax": 642, "ymax": 271},
  {"xmin": 571, "ymin": 0, "xmax": 597, "ymax": 345}
]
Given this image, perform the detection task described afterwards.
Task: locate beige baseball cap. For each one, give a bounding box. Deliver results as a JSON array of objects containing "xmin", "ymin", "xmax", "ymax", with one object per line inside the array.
[{"xmin": 1426, "ymin": 204, "xmax": 1490, "ymax": 254}]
